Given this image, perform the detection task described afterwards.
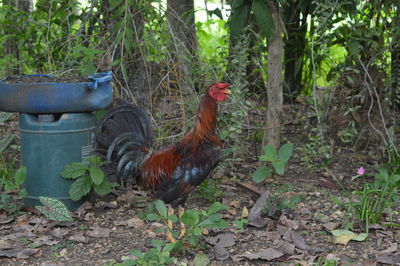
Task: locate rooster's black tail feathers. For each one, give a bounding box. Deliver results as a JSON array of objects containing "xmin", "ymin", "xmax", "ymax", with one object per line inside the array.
[{"xmin": 94, "ymin": 100, "xmax": 153, "ymax": 184}]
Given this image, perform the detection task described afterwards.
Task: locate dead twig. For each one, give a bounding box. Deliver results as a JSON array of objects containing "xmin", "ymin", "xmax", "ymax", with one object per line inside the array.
[{"xmin": 236, "ymin": 181, "xmax": 262, "ymax": 195}]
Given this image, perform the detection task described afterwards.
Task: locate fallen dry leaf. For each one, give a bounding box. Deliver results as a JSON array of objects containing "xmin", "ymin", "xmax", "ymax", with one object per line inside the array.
[
  {"xmin": 241, "ymin": 207, "xmax": 248, "ymax": 219},
  {"xmin": 277, "ymin": 224, "xmax": 289, "ymax": 236},
  {"xmin": 0, "ymin": 215, "xmax": 13, "ymax": 224},
  {"xmin": 318, "ymin": 178, "xmax": 340, "ymax": 189},
  {"xmin": 277, "ymin": 241, "xmax": 296, "ymax": 255},
  {"xmin": 95, "ymin": 201, "xmax": 117, "ymax": 209},
  {"xmin": 376, "ymin": 254, "xmax": 400, "ymax": 264},
  {"xmin": 212, "ymin": 245, "xmax": 230, "ymax": 261},
  {"xmin": 51, "ymin": 228, "xmax": 70, "ymax": 239},
  {"xmin": 279, "ymin": 214, "xmax": 299, "ymax": 230},
  {"xmin": 236, "ymin": 248, "xmax": 284, "ymax": 261},
  {"xmin": 255, "ymin": 231, "xmax": 281, "ymax": 241},
  {"xmin": 206, "ymin": 233, "xmax": 235, "ymax": 248},
  {"xmin": 331, "ymin": 230, "xmax": 367, "ymax": 245},
  {"xmin": 87, "ymin": 227, "xmax": 110, "ymax": 238},
  {"xmin": 17, "ymin": 248, "xmax": 39, "ymax": 259},
  {"xmin": 247, "ymin": 190, "xmax": 271, "ymax": 228},
  {"xmin": 68, "ymin": 232, "xmax": 88, "ymax": 243},
  {"xmin": 114, "ymin": 217, "xmax": 145, "ymax": 229},
  {"xmin": 322, "ymin": 222, "xmax": 340, "ymax": 231},
  {"xmin": 230, "ymin": 200, "xmax": 240, "ymax": 208},
  {"xmin": 382, "ymin": 243, "xmax": 398, "ymax": 253},
  {"xmin": 33, "ymin": 236, "xmax": 59, "ymax": 247}
]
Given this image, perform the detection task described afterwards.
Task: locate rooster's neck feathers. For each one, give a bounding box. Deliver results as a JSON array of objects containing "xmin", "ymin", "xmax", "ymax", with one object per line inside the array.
[{"xmin": 185, "ymin": 92, "xmax": 220, "ymax": 146}]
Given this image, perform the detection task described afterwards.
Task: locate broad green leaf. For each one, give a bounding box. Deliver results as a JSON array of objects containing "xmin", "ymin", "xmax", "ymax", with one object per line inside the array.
[
  {"xmin": 262, "ymin": 145, "xmax": 277, "ymax": 161},
  {"xmin": 155, "ymin": 200, "xmax": 168, "ymax": 218},
  {"xmin": 199, "ymin": 214, "xmax": 229, "ymax": 229},
  {"xmin": 278, "ymin": 143, "xmax": 294, "ymax": 162},
  {"xmin": 85, "ymin": 156, "xmax": 104, "ymax": 166},
  {"xmin": 89, "ymin": 166, "xmax": 104, "ymax": 185},
  {"xmin": 69, "ymin": 176, "xmax": 92, "ymax": 201},
  {"xmin": 253, "ymin": 0, "xmax": 275, "ymax": 39},
  {"xmin": 60, "ymin": 162, "xmax": 87, "ymax": 179},
  {"xmin": 163, "ymin": 242, "xmax": 176, "ymax": 253},
  {"xmin": 14, "ymin": 166, "xmax": 26, "ymax": 187},
  {"xmin": 194, "ymin": 227, "xmax": 202, "ymax": 236},
  {"xmin": 194, "ymin": 252, "xmax": 209, "ymax": 266},
  {"xmin": 391, "ymin": 174, "xmax": 400, "ymax": 183},
  {"xmin": 93, "ymin": 179, "xmax": 112, "ymax": 196},
  {"xmin": 272, "ymin": 160, "xmax": 286, "ymax": 175},
  {"xmin": 146, "ymin": 213, "xmax": 161, "ymax": 221},
  {"xmin": 352, "ymin": 233, "xmax": 368, "ymax": 241},
  {"xmin": 37, "ymin": 196, "xmax": 73, "ymax": 222},
  {"xmin": 181, "ymin": 210, "xmax": 200, "ymax": 226},
  {"xmin": 167, "ymin": 214, "xmax": 178, "ymax": 223},
  {"xmin": 207, "ymin": 202, "xmax": 227, "ymax": 215},
  {"xmin": 228, "ymin": 1, "xmax": 251, "ymax": 38},
  {"xmin": 251, "ymin": 167, "xmax": 272, "ymax": 183}
]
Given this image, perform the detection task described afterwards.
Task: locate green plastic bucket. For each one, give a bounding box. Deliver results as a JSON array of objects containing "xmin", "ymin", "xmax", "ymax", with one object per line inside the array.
[{"xmin": 20, "ymin": 112, "xmax": 95, "ymax": 210}]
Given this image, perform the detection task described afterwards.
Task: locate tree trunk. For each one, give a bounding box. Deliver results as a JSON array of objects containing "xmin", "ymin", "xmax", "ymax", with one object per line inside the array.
[
  {"xmin": 262, "ymin": 2, "xmax": 283, "ymax": 151},
  {"xmin": 167, "ymin": 0, "xmax": 197, "ymax": 55}
]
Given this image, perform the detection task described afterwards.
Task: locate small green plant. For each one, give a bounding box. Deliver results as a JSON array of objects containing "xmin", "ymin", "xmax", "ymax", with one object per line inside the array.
[
  {"xmin": 352, "ymin": 168, "xmax": 400, "ymax": 232},
  {"xmin": 60, "ymin": 156, "xmax": 117, "ymax": 201},
  {"xmin": 297, "ymin": 125, "xmax": 331, "ymax": 169},
  {"xmin": 118, "ymin": 239, "xmax": 177, "ymax": 266},
  {"xmin": 195, "ymin": 179, "xmax": 223, "ymax": 202},
  {"xmin": 232, "ymin": 218, "xmax": 247, "ymax": 232},
  {"xmin": 0, "ymin": 162, "xmax": 27, "ymax": 214},
  {"xmin": 262, "ymin": 184, "xmax": 302, "ymax": 216},
  {"xmin": 252, "ymin": 143, "xmax": 294, "ymax": 183},
  {"xmin": 145, "ymin": 200, "xmax": 229, "ymax": 249},
  {"xmin": 36, "ymin": 196, "xmax": 73, "ymax": 222}
]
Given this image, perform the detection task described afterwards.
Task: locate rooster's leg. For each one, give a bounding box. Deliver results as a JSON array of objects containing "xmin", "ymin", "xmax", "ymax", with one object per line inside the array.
[
  {"xmin": 178, "ymin": 206, "xmax": 186, "ymax": 239},
  {"xmin": 166, "ymin": 206, "xmax": 177, "ymax": 243}
]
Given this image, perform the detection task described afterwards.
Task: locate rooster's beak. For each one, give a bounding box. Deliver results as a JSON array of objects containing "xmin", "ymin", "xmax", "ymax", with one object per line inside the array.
[{"xmin": 224, "ymin": 89, "xmax": 231, "ymax": 95}]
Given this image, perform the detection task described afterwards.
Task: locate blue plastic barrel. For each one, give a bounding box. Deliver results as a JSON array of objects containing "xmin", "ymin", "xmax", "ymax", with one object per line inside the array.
[{"xmin": 20, "ymin": 113, "xmax": 95, "ymax": 210}]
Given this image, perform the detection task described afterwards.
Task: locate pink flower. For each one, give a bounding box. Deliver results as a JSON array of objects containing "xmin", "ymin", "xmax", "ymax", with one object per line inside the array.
[{"xmin": 356, "ymin": 167, "xmax": 365, "ymax": 175}]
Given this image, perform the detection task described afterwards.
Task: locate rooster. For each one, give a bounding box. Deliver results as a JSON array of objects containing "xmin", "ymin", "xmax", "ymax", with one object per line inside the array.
[{"xmin": 94, "ymin": 82, "xmax": 231, "ymax": 207}]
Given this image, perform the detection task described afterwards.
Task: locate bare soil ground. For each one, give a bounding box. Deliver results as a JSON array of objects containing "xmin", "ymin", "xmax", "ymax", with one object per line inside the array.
[{"xmin": 0, "ymin": 104, "xmax": 399, "ymax": 265}]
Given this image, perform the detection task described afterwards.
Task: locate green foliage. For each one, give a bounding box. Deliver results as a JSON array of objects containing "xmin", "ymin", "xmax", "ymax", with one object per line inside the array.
[
  {"xmin": 0, "ymin": 113, "xmax": 15, "ymax": 154},
  {"xmin": 232, "ymin": 218, "xmax": 247, "ymax": 232},
  {"xmin": 60, "ymin": 156, "xmax": 116, "ymax": 201},
  {"xmin": 352, "ymin": 167, "xmax": 400, "ymax": 231},
  {"xmin": 117, "ymin": 239, "xmax": 177, "ymax": 266},
  {"xmin": 146, "ymin": 200, "xmax": 228, "ymax": 250},
  {"xmin": 0, "ymin": 156, "xmax": 27, "ymax": 214},
  {"xmin": 229, "ymin": 0, "xmax": 274, "ymax": 39},
  {"xmin": 297, "ymin": 125, "xmax": 331, "ymax": 169},
  {"xmin": 252, "ymin": 143, "xmax": 294, "ymax": 183},
  {"xmin": 262, "ymin": 184, "xmax": 302, "ymax": 216},
  {"xmin": 0, "ymin": 0, "xmax": 97, "ymax": 74},
  {"xmin": 36, "ymin": 196, "xmax": 73, "ymax": 222},
  {"xmin": 219, "ymin": 37, "xmax": 255, "ymax": 165},
  {"xmin": 194, "ymin": 179, "xmax": 223, "ymax": 203}
]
